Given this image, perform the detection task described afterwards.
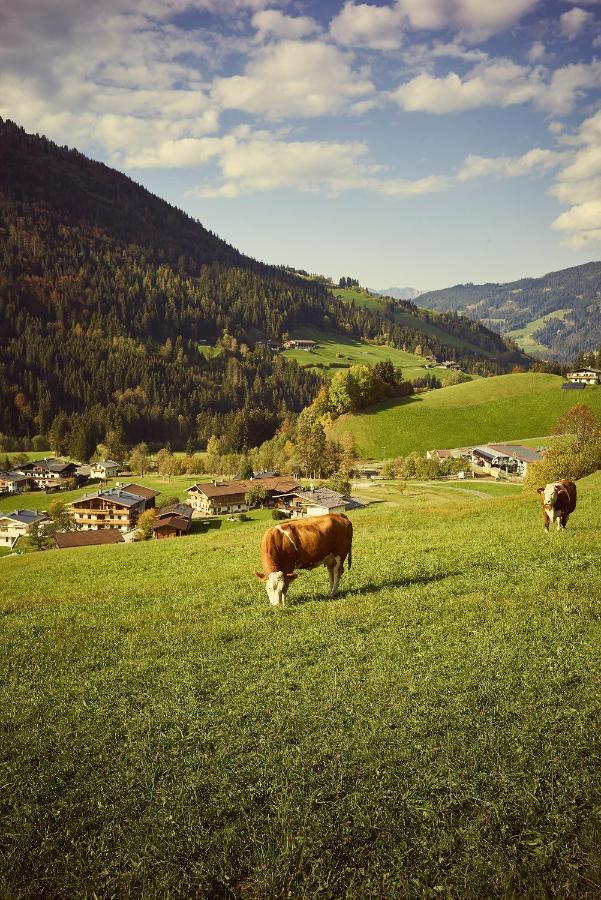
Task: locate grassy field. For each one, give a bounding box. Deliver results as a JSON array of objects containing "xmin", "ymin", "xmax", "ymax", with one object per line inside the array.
[
  {"xmin": 1, "ymin": 472, "xmax": 601, "ymax": 897},
  {"xmin": 282, "ymin": 325, "xmax": 451, "ymax": 381},
  {"xmin": 331, "ymin": 287, "xmax": 491, "ymax": 355},
  {"xmin": 505, "ymin": 310, "xmax": 572, "ymax": 357},
  {"xmin": 329, "ymin": 373, "xmax": 601, "ymax": 458}
]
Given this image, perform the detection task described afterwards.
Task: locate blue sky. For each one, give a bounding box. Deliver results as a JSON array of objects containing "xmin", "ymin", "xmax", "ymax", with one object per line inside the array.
[{"xmin": 1, "ymin": 0, "xmax": 600, "ymax": 289}]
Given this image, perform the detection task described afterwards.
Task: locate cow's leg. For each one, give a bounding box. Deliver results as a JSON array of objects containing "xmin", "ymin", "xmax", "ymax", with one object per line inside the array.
[
  {"xmin": 324, "ymin": 555, "xmax": 336, "ymax": 594},
  {"xmin": 330, "ymin": 556, "xmax": 344, "ymax": 597},
  {"xmin": 561, "ymin": 513, "xmax": 569, "ymax": 530},
  {"xmin": 556, "ymin": 514, "xmax": 562, "ymax": 532},
  {"xmin": 543, "ymin": 511, "xmax": 550, "ymax": 532}
]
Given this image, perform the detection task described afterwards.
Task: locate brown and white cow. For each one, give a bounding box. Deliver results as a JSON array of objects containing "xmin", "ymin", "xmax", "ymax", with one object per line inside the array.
[
  {"xmin": 536, "ymin": 480, "xmax": 577, "ymax": 532},
  {"xmin": 255, "ymin": 513, "xmax": 353, "ymax": 606}
]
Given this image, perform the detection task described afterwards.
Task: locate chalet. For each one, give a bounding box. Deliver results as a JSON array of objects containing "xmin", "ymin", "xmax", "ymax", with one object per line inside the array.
[
  {"xmin": 19, "ymin": 458, "xmax": 79, "ymax": 489},
  {"xmin": 487, "ymin": 444, "xmax": 544, "ymax": 477},
  {"xmin": 274, "ymin": 487, "xmax": 364, "ymax": 518},
  {"xmin": 472, "ymin": 446, "xmax": 515, "ymax": 474},
  {"xmin": 120, "ymin": 483, "xmax": 161, "ymax": 509},
  {"xmin": 152, "ymin": 503, "xmax": 193, "ymax": 539},
  {"xmin": 187, "ymin": 476, "xmax": 298, "ymax": 516},
  {"xmin": 69, "ymin": 488, "xmax": 145, "ymax": 532},
  {"xmin": 0, "ymin": 509, "xmax": 50, "ymax": 549},
  {"xmin": 566, "ymin": 369, "xmax": 601, "ymax": 385},
  {"xmin": 55, "ymin": 530, "xmax": 124, "ymax": 549},
  {"xmin": 0, "ymin": 471, "xmax": 32, "ymax": 494},
  {"xmin": 89, "ymin": 460, "xmax": 120, "ymax": 480},
  {"xmin": 283, "ymin": 339, "xmax": 317, "ymax": 351}
]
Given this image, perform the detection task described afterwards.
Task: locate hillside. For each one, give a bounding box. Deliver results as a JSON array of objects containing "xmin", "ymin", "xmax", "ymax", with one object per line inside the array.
[
  {"xmin": 2, "ymin": 474, "xmax": 601, "ymax": 895},
  {"xmin": 0, "ymin": 119, "xmax": 527, "ymax": 452},
  {"xmin": 329, "ymin": 373, "xmax": 601, "ymax": 458},
  {"xmin": 417, "ymin": 262, "xmax": 601, "ymax": 360},
  {"xmin": 373, "ymin": 286, "xmax": 422, "ymax": 300}
]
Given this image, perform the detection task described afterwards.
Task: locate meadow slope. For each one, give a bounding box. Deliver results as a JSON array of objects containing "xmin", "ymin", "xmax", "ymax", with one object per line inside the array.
[
  {"xmin": 329, "ymin": 373, "xmax": 601, "ymax": 458},
  {"xmin": 1, "ymin": 477, "xmax": 601, "ymax": 897}
]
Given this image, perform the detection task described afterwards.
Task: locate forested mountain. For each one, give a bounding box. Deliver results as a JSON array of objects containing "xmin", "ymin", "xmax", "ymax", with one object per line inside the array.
[
  {"xmin": 0, "ymin": 119, "xmax": 527, "ymax": 453},
  {"xmin": 417, "ymin": 263, "xmax": 601, "ymax": 360}
]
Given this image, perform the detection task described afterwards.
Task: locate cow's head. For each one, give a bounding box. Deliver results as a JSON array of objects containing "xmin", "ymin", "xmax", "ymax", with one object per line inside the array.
[
  {"xmin": 255, "ymin": 570, "xmax": 298, "ymax": 606},
  {"xmin": 537, "ymin": 484, "xmax": 558, "ymax": 510}
]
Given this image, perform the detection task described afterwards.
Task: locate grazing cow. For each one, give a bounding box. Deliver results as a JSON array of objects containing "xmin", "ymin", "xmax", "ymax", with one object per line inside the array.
[
  {"xmin": 255, "ymin": 513, "xmax": 353, "ymax": 606},
  {"xmin": 537, "ymin": 480, "xmax": 577, "ymax": 532}
]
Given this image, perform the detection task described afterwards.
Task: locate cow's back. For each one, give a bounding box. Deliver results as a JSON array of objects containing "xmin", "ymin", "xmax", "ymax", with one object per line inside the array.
[{"xmin": 274, "ymin": 513, "xmax": 352, "ymax": 570}]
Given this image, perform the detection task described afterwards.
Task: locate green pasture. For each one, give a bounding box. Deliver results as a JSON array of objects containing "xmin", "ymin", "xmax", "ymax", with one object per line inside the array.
[
  {"xmin": 1, "ymin": 472, "xmax": 601, "ymax": 897},
  {"xmin": 282, "ymin": 325, "xmax": 451, "ymax": 381},
  {"xmin": 330, "ymin": 373, "xmax": 601, "ymax": 459},
  {"xmin": 331, "ymin": 287, "xmax": 489, "ymax": 355},
  {"xmin": 505, "ymin": 309, "xmax": 572, "ymax": 357}
]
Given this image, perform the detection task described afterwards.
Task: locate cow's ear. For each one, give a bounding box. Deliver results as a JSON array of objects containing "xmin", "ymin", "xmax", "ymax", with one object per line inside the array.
[
  {"xmin": 285, "ymin": 572, "xmax": 298, "ymax": 581},
  {"xmin": 255, "ymin": 571, "xmax": 266, "ymax": 581},
  {"xmin": 536, "ymin": 487, "xmax": 545, "ymax": 494}
]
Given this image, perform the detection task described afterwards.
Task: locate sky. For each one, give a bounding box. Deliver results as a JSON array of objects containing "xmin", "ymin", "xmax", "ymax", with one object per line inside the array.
[{"xmin": 1, "ymin": 0, "xmax": 600, "ymax": 290}]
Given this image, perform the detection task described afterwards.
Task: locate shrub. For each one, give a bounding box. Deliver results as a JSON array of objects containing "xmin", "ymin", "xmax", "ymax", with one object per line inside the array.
[{"xmin": 271, "ymin": 509, "xmax": 287, "ymax": 521}]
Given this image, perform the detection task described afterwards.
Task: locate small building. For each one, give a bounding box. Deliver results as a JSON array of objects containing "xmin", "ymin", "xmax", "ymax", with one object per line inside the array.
[
  {"xmin": 152, "ymin": 503, "xmax": 193, "ymax": 539},
  {"xmin": 488, "ymin": 444, "xmax": 544, "ymax": 477},
  {"xmin": 121, "ymin": 483, "xmax": 161, "ymax": 509},
  {"xmin": 55, "ymin": 530, "xmax": 124, "ymax": 549},
  {"xmin": 472, "ymin": 446, "xmax": 516, "ymax": 474},
  {"xmin": 0, "ymin": 471, "xmax": 33, "ymax": 494},
  {"xmin": 69, "ymin": 489, "xmax": 145, "ymax": 531},
  {"xmin": 283, "ymin": 339, "xmax": 317, "ymax": 351},
  {"xmin": 274, "ymin": 487, "xmax": 360, "ymax": 518},
  {"xmin": 89, "ymin": 460, "xmax": 120, "ymax": 480},
  {"xmin": 187, "ymin": 476, "xmax": 298, "ymax": 516},
  {"xmin": 426, "ymin": 449, "xmax": 461, "ymax": 461},
  {"xmin": 566, "ymin": 369, "xmax": 601, "ymax": 385},
  {"xmin": 0, "ymin": 509, "xmax": 50, "ymax": 549}
]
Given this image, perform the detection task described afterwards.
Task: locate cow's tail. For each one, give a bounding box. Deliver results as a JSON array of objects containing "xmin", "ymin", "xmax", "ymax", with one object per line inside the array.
[{"xmin": 348, "ymin": 544, "xmax": 352, "ymax": 570}]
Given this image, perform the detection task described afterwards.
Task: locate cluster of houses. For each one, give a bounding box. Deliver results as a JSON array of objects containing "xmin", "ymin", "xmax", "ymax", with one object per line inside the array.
[
  {"xmin": 0, "ymin": 457, "xmax": 120, "ymax": 496},
  {"xmin": 422, "ymin": 354, "xmax": 462, "ymax": 371},
  {"xmin": 0, "ymin": 471, "xmax": 363, "ymax": 553}
]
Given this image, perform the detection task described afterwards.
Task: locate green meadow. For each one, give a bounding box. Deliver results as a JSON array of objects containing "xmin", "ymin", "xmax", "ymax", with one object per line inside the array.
[
  {"xmin": 1, "ymin": 474, "xmax": 601, "ymax": 897},
  {"xmin": 329, "ymin": 373, "xmax": 601, "ymax": 458},
  {"xmin": 282, "ymin": 325, "xmax": 451, "ymax": 381},
  {"xmin": 505, "ymin": 310, "xmax": 572, "ymax": 357}
]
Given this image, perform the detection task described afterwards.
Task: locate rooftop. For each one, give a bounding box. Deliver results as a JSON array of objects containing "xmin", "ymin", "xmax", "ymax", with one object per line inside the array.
[
  {"xmin": 0, "ymin": 509, "xmax": 48, "ymax": 526},
  {"xmin": 72, "ymin": 488, "xmax": 145, "ymax": 508},
  {"xmin": 157, "ymin": 503, "xmax": 193, "ymax": 519},
  {"xmin": 189, "ymin": 476, "xmax": 298, "ymax": 499},
  {"xmin": 121, "ymin": 483, "xmax": 161, "ymax": 500},
  {"xmin": 152, "ymin": 515, "xmax": 191, "ymax": 532},
  {"xmin": 56, "ymin": 530, "xmax": 124, "ymax": 548},
  {"xmin": 488, "ymin": 444, "xmax": 544, "ymax": 463}
]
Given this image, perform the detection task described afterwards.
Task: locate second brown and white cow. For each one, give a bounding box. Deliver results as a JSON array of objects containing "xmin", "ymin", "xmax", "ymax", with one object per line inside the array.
[
  {"xmin": 536, "ymin": 480, "xmax": 577, "ymax": 531},
  {"xmin": 255, "ymin": 513, "xmax": 353, "ymax": 606}
]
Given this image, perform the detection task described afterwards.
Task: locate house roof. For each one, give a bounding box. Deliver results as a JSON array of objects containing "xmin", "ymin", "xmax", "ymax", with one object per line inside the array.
[
  {"xmin": 1, "ymin": 509, "xmax": 49, "ymax": 526},
  {"xmin": 121, "ymin": 483, "xmax": 161, "ymax": 500},
  {"xmin": 72, "ymin": 489, "xmax": 144, "ymax": 508},
  {"xmin": 93, "ymin": 460, "xmax": 119, "ymax": 468},
  {"xmin": 278, "ymin": 487, "xmax": 349, "ymax": 509},
  {"xmin": 55, "ymin": 530, "xmax": 124, "ymax": 548},
  {"xmin": 0, "ymin": 471, "xmax": 29, "ymax": 483},
  {"xmin": 189, "ymin": 476, "xmax": 298, "ymax": 499},
  {"xmin": 152, "ymin": 515, "xmax": 191, "ymax": 532},
  {"xmin": 21, "ymin": 458, "xmax": 76, "ymax": 474},
  {"xmin": 488, "ymin": 444, "xmax": 544, "ymax": 463},
  {"xmin": 157, "ymin": 502, "xmax": 193, "ymax": 519},
  {"xmin": 472, "ymin": 446, "xmax": 513, "ymax": 462}
]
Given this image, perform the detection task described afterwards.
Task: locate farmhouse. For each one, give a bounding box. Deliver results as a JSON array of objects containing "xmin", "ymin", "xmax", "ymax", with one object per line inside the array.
[
  {"xmin": 89, "ymin": 460, "xmax": 120, "ymax": 479},
  {"xmin": 19, "ymin": 458, "xmax": 79, "ymax": 489},
  {"xmin": 55, "ymin": 530, "xmax": 125, "ymax": 549},
  {"xmin": 283, "ymin": 339, "xmax": 317, "ymax": 350},
  {"xmin": 488, "ymin": 444, "xmax": 544, "ymax": 477},
  {"xmin": 120, "ymin": 483, "xmax": 161, "ymax": 508},
  {"xmin": 0, "ymin": 509, "xmax": 50, "ymax": 549},
  {"xmin": 152, "ymin": 503, "xmax": 193, "ymax": 539},
  {"xmin": 187, "ymin": 476, "xmax": 298, "ymax": 515},
  {"xmin": 566, "ymin": 369, "xmax": 601, "ymax": 385},
  {"xmin": 426, "ymin": 448, "xmax": 461, "ymax": 461},
  {"xmin": 69, "ymin": 488, "xmax": 145, "ymax": 531},
  {"xmin": 472, "ymin": 444, "xmax": 544, "ymax": 477},
  {"xmin": 0, "ymin": 471, "xmax": 33, "ymax": 494},
  {"xmin": 274, "ymin": 487, "xmax": 364, "ymax": 518},
  {"xmin": 472, "ymin": 446, "xmax": 516, "ymax": 474}
]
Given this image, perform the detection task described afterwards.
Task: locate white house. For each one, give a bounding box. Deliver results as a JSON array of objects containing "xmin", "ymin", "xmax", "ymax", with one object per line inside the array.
[
  {"xmin": 566, "ymin": 369, "xmax": 601, "ymax": 385},
  {"xmin": 0, "ymin": 509, "xmax": 50, "ymax": 549},
  {"xmin": 89, "ymin": 460, "xmax": 120, "ymax": 480}
]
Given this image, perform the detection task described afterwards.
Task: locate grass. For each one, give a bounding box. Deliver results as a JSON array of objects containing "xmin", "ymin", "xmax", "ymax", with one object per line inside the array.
[
  {"xmin": 329, "ymin": 373, "xmax": 601, "ymax": 459},
  {"xmin": 1, "ymin": 472, "xmax": 601, "ymax": 897},
  {"xmin": 282, "ymin": 325, "xmax": 452, "ymax": 381},
  {"xmin": 505, "ymin": 309, "xmax": 572, "ymax": 357},
  {"xmin": 331, "ymin": 287, "xmax": 491, "ymax": 355}
]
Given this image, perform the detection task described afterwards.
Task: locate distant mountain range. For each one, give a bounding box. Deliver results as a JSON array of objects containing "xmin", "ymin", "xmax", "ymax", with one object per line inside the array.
[
  {"xmin": 417, "ymin": 262, "xmax": 601, "ymax": 360},
  {"xmin": 374, "ymin": 287, "xmax": 423, "ymax": 301}
]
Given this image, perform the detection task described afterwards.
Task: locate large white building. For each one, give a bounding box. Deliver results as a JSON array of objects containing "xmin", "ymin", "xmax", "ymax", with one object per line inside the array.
[
  {"xmin": 566, "ymin": 369, "xmax": 601, "ymax": 385},
  {"xmin": 0, "ymin": 509, "xmax": 50, "ymax": 549}
]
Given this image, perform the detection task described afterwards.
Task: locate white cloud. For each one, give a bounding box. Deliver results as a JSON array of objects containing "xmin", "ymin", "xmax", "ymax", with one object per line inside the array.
[
  {"xmin": 551, "ymin": 109, "xmax": 601, "ymax": 246},
  {"xmin": 251, "ymin": 9, "xmax": 320, "ymax": 40},
  {"xmin": 329, "ymin": 2, "xmax": 405, "ymax": 50},
  {"xmin": 212, "ymin": 40, "xmax": 374, "ymax": 118},
  {"xmin": 540, "ymin": 60, "xmax": 601, "ymax": 114},
  {"xmin": 559, "ymin": 7, "xmax": 596, "ymax": 38},
  {"xmin": 528, "ymin": 40, "xmax": 546, "ymax": 62},
  {"xmin": 395, "ymin": 0, "xmax": 539, "ymax": 41},
  {"xmin": 457, "ymin": 148, "xmax": 566, "ymax": 181}
]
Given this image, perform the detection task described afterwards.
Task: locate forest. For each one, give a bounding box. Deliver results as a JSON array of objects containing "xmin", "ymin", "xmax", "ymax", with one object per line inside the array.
[{"xmin": 0, "ymin": 118, "xmax": 528, "ymax": 454}]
